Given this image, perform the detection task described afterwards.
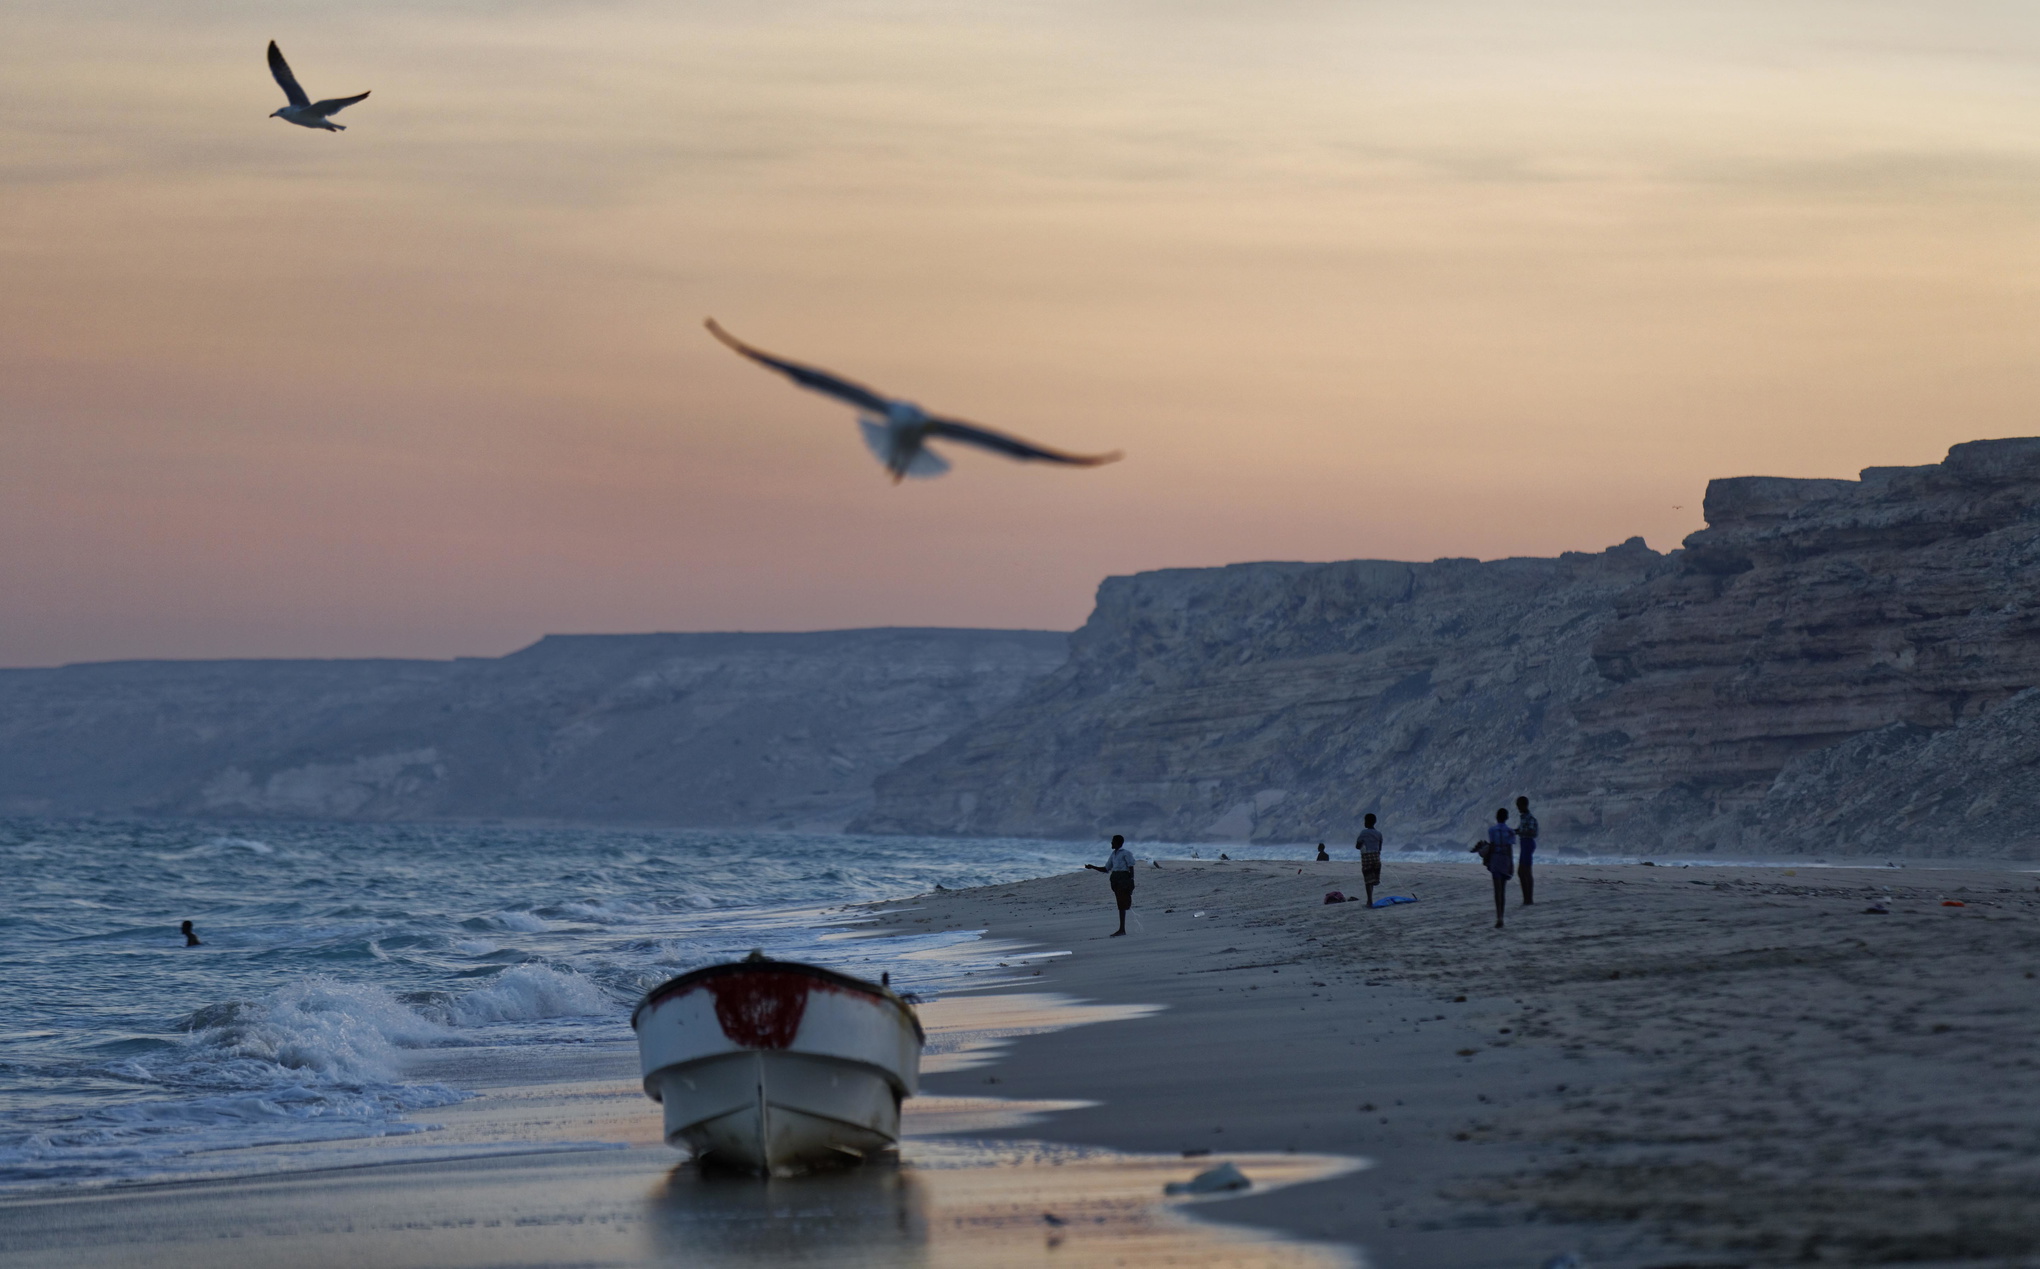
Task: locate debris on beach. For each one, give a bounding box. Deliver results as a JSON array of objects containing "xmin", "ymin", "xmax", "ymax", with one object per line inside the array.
[
  {"xmin": 1371, "ymin": 895, "xmax": 1417, "ymax": 908},
  {"xmin": 1165, "ymin": 1161, "xmax": 1251, "ymax": 1195},
  {"xmin": 1539, "ymin": 1254, "xmax": 1586, "ymax": 1269}
]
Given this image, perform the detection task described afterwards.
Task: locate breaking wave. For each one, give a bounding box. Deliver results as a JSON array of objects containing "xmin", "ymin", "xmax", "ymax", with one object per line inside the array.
[{"xmin": 0, "ymin": 821, "xmax": 1104, "ymax": 1191}]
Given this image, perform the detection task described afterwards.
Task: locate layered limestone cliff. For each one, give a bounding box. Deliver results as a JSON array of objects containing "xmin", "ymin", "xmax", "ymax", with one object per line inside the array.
[
  {"xmin": 855, "ymin": 542, "xmax": 1673, "ymax": 843},
  {"xmin": 862, "ymin": 439, "xmax": 2040, "ymax": 857},
  {"xmin": 0, "ymin": 629, "xmax": 1066, "ymax": 830},
  {"xmin": 1574, "ymin": 437, "xmax": 2040, "ymax": 856}
]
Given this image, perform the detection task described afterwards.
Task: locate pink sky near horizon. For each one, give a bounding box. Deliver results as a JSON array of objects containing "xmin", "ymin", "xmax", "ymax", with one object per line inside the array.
[{"xmin": 4, "ymin": 0, "xmax": 2038, "ymax": 666}]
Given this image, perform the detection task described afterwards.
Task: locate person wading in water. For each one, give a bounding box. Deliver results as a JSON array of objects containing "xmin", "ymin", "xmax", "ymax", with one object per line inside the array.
[{"xmin": 1084, "ymin": 835, "xmax": 1138, "ymax": 936}]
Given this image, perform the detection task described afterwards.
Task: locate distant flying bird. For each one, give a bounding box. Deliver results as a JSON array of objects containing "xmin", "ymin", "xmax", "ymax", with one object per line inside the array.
[
  {"xmin": 705, "ymin": 319, "xmax": 1122, "ymax": 483},
  {"xmin": 267, "ymin": 42, "xmax": 369, "ymax": 131}
]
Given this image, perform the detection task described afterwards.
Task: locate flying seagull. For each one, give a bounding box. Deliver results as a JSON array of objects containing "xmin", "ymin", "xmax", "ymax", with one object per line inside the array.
[
  {"xmin": 267, "ymin": 41, "xmax": 369, "ymax": 132},
  {"xmin": 704, "ymin": 319, "xmax": 1122, "ymax": 482}
]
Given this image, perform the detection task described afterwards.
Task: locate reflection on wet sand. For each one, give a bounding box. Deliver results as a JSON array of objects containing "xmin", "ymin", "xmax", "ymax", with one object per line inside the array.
[
  {"xmin": 648, "ymin": 1138, "xmax": 1364, "ymax": 1269},
  {"xmin": 915, "ymin": 991, "xmax": 1168, "ymax": 1073}
]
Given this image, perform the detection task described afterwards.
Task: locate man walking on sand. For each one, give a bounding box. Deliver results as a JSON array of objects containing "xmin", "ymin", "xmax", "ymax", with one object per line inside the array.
[
  {"xmin": 1085, "ymin": 834, "xmax": 1138, "ymax": 936},
  {"xmin": 1354, "ymin": 814, "xmax": 1383, "ymax": 907},
  {"xmin": 1473, "ymin": 809, "xmax": 1516, "ymax": 929},
  {"xmin": 1514, "ymin": 795, "xmax": 1539, "ymax": 905}
]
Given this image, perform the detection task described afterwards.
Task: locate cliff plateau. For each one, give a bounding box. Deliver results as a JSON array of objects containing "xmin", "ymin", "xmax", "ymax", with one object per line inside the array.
[{"xmin": 0, "ymin": 629, "xmax": 1067, "ymax": 830}]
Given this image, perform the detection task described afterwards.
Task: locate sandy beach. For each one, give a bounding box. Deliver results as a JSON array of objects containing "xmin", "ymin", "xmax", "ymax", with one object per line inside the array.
[
  {"xmin": 873, "ymin": 856, "xmax": 2040, "ymax": 1267},
  {"xmin": 5, "ymin": 855, "xmax": 2036, "ymax": 1268}
]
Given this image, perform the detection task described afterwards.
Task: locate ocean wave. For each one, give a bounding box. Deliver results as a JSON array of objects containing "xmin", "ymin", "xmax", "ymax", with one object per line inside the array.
[
  {"xmin": 173, "ymin": 977, "xmax": 449, "ymax": 1085},
  {"xmin": 486, "ymin": 910, "xmax": 549, "ymax": 933},
  {"xmin": 441, "ymin": 965, "xmax": 618, "ymax": 1025},
  {"xmin": 1, "ymin": 821, "xmax": 1107, "ymax": 1191}
]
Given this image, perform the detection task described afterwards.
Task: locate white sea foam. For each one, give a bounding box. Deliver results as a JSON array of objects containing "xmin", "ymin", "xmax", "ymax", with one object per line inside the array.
[
  {"xmin": 3, "ymin": 822, "xmax": 1106, "ymax": 1192},
  {"xmin": 180, "ymin": 977, "xmax": 449, "ymax": 1085},
  {"xmin": 446, "ymin": 965, "xmax": 617, "ymax": 1024}
]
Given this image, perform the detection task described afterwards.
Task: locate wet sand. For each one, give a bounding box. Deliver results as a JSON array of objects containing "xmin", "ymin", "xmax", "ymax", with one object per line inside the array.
[
  {"xmin": 872, "ymin": 858, "xmax": 2040, "ymax": 1267},
  {"xmin": 0, "ymin": 992, "xmax": 1358, "ymax": 1268}
]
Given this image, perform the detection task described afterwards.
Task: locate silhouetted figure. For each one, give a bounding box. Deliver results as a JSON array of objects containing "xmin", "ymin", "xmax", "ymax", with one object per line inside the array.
[
  {"xmin": 1355, "ymin": 814, "xmax": 1383, "ymax": 906},
  {"xmin": 1315, "ymin": 843, "xmax": 1330, "ymax": 861},
  {"xmin": 1084, "ymin": 834, "xmax": 1138, "ymax": 936},
  {"xmin": 1473, "ymin": 809, "xmax": 1516, "ymax": 929},
  {"xmin": 1515, "ymin": 795, "xmax": 1539, "ymax": 905},
  {"xmin": 181, "ymin": 920, "xmax": 202, "ymax": 947}
]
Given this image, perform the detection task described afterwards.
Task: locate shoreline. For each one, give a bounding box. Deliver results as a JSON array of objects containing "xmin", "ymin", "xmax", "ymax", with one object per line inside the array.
[{"xmin": 4, "ymin": 854, "xmax": 2035, "ymax": 1267}]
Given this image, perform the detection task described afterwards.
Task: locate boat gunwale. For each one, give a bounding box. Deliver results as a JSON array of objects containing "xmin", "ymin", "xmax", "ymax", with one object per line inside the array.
[{"xmin": 631, "ymin": 958, "xmax": 926, "ymax": 1043}]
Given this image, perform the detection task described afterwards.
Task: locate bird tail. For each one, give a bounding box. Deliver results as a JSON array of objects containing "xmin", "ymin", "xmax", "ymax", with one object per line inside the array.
[{"xmin": 858, "ymin": 417, "xmax": 948, "ymax": 480}]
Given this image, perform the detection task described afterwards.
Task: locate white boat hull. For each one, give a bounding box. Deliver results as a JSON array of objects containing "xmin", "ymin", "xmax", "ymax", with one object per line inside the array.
[{"xmin": 633, "ymin": 960, "xmax": 922, "ymax": 1175}]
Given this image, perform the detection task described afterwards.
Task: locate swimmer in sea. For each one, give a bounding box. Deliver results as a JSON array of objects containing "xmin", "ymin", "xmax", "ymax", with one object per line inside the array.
[{"xmin": 181, "ymin": 920, "xmax": 202, "ymax": 947}]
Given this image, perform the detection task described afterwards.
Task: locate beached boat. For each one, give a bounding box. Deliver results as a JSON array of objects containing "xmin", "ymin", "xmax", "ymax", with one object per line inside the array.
[{"xmin": 631, "ymin": 953, "xmax": 924, "ymax": 1175}]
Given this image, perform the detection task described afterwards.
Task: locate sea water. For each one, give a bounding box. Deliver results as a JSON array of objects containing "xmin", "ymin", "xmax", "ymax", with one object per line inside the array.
[{"xmin": 0, "ymin": 818, "xmax": 1103, "ymax": 1193}]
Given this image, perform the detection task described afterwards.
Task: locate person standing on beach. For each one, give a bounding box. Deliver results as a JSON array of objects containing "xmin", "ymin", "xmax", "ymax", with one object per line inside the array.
[
  {"xmin": 1354, "ymin": 814, "xmax": 1383, "ymax": 907},
  {"xmin": 1473, "ymin": 809, "xmax": 1516, "ymax": 929},
  {"xmin": 1084, "ymin": 835, "xmax": 1138, "ymax": 937},
  {"xmin": 1514, "ymin": 796, "xmax": 1539, "ymax": 905}
]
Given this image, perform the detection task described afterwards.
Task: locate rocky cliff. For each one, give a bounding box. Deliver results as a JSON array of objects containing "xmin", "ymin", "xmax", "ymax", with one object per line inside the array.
[
  {"xmin": 1574, "ymin": 437, "xmax": 2040, "ymax": 856},
  {"xmin": 0, "ymin": 629, "xmax": 1066, "ymax": 830},
  {"xmin": 860, "ymin": 439, "xmax": 2040, "ymax": 858},
  {"xmin": 855, "ymin": 542, "xmax": 1674, "ymax": 843}
]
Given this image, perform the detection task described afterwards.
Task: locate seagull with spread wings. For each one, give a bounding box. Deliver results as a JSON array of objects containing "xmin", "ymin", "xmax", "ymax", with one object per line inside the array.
[
  {"xmin": 705, "ymin": 319, "xmax": 1122, "ymax": 483},
  {"xmin": 267, "ymin": 41, "xmax": 370, "ymax": 132}
]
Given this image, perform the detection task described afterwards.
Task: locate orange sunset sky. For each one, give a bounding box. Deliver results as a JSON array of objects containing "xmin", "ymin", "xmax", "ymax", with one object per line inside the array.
[{"xmin": 4, "ymin": 1, "xmax": 2038, "ymax": 666}]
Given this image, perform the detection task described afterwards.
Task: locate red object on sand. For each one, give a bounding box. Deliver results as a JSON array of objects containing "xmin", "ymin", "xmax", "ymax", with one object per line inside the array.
[{"xmin": 1942, "ymin": 900, "xmax": 1966, "ymax": 907}]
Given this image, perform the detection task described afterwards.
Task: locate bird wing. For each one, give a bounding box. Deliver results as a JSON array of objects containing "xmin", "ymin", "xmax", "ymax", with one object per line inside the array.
[
  {"xmin": 268, "ymin": 41, "xmax": 310, "ymax": 107},
  {"xmin": 704, "ymin": 319, "xmax": 895, "ymax": 415},
  {"xmin": 309, "ymin": 91, "xmax": 370, "ymax": 117},
  {"xmin": 924, "ymin": 416, "xmax": 1123, "ymax": 467}
]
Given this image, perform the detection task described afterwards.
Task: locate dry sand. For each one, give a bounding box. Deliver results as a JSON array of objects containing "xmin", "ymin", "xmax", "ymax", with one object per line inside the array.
[{"xmin": 872, "ymin": 857, "xmax": 2040, "ymax": 1267}]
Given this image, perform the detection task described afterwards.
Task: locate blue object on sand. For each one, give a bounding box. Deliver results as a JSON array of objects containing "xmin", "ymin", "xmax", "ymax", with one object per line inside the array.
[{"xmin": 1370, "ymin": 895, "xmax": 1417, "ymax": 908}]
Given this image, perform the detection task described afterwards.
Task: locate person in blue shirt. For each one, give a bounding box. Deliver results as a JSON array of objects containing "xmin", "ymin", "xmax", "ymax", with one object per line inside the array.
[
  {"xmin": 1084, "ymin": 834, "xmax": 1138, "ymax": 936},
  {"xmin": 1474, "ymin": 809, "xmax": 1516, "ymax": 929},
  {"xmin": 1514, "ymin": 795, "xmax": 1540, "ymax": 906}
]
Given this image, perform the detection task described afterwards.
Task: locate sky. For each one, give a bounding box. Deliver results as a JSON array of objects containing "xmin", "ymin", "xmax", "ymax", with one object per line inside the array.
[{"xmin": 4, "ymin": 0, "xmax": 2038, "ymax": 665}]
